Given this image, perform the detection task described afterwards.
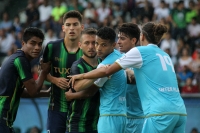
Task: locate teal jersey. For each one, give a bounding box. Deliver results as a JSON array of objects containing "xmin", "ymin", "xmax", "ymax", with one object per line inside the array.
[
  {"xmin": 116, "ymin": 44, "xmax": 187, "ymax": 117},
  {"xmin": 126, "ymin": 83, "xmax": 143, "ymax": 118},
  {"xmin": 43, "ymin": 39, "xmax": 83, "ymax": 112},
  {"xmin": 95, "ymin": 50, "xmax": 127, "ymax": 116}
]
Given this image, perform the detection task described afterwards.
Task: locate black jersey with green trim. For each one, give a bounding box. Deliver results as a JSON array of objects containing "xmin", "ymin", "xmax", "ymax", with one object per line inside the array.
[
  {"xmin": 0, "ymin": 50, "xmax": 33, "ymax": 127},
  {"xmin": 67, "ymin": 58, "xmax": 100, "ymax": 132},
  {"xmin": 43, "ymin": 39, "xmax": 83, "ymax": 112}
]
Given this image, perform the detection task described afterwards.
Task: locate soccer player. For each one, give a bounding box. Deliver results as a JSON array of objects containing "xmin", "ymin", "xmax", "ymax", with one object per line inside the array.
[
  {"xmin": 65, "ymin": 28, "xmax": 100, "ymax": 133},
  {"xmin": 69, "ymin": 22, "xmax": 187, "ymax": 133},
  {"xmin": 68, "ymin": 27, "xmax": 127, "ymax": 133},
  {"xmin": 42, "ymin": 10, "xmax": 83, "ymax": 133},
  {"xmin": 117, "ymin": 23, "xmax": 144, "ymax": 133},
  {"xmin": 0, "ymin": 27, "xmax": 50, "ymax": 133}
]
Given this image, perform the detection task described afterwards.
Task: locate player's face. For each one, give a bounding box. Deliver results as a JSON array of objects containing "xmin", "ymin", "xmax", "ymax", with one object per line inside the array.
[
  {"xmin": 80, "ymin": 34, "xmax": 96, "ymax": 58},
  {"xmin": 62, "ymin": 18, "xmax": 83, "ymax": 41},
  {"xmin": 95, "ymin": 36, "xmax": 115, "ymax": 59},
  {"xmin": 117, "ymin": 33, "xmax": 135, "ymax": 53},
  {"xmin": 22, "ymin": 36, "xmax": 43, "ymax": 60}
]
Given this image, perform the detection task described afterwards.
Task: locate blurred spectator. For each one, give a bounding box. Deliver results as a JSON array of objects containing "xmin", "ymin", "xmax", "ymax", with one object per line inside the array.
[
  {"xmin": 187, "ymin": 17, "xmax": 200, "ymax": 53},
  {"xmin": 112, "ymin": 3, "xmax": 123, "ymax": 19},
  {"xmin": 43, "ymin": 28, "xmax": 58, "ymax": 48},
  {"xmin": 0, "ymin": 28, "xmax": 15, "ymax": 57},
  {"xmin": 140, "ymin": 0, "xmax": 154, "ymax": 22},
  {"xmin": 190, "ymin": 49, "xmax": 200, "ymax": 73},
  {"xmin": 96, "ymin": 0, "xmax": 111, "ymax": 24},
  {"xmin": 12, "ymin": 15, "xmax": 22, "ymax": 33},
  {"xmin": 185, "ymin": 0, "xmax": 198, "ymax": 24},
  {"xmin": 181, "ymin": 77, "xmax": 199, "ymax": 93},
  {"xmin": 177, "ymin": 65, "xmax": 193, "ymax": 87},
  {"xmin": 14, "ymin": 31, "xmax": 23, "ymax": 49},
  {"xmin": 68, "ymin": 0, "xmax": 84, "ymax": 14},
  {"xmin": 38, "ymin": 0, "xmax": 52, "ymax": 29},
  {"xmin": 177, "ymin": 47, "xmax": 193, "ymax": 72},
  {"xmin": 153, "ymin": 0, "xmax": 170, "ymax": 22},
  {"xmin": 193, "ymin": 65, "xmax": 200, "ymax": 92},
  {"xmin": 18, "ymin": 9, "xmax": 27, "ymax": 27},
  {"xmin": 25, "ymin": 0, "xmax": 40, "ymax": 27},
  {"xmin": 160, "ymin": 32, "xmax": 178, "ymax": 65},
  {"xmin": 51, "ymin": 0, "xmax": 67, "ymax": 22},
  {"xmin": 84, "ymin": 18, "xmax": 98, "ymax": 29},
  {"xmin": 0, "ymin": 11, "xmax": 13, "ymax": 32},
  {"xmin": 83, "ymin": 2, "xmax": 97, "ymax": 21},
  {"xmin": 169, "ymin": 0, "xmax": 187, "ymax": 40}
]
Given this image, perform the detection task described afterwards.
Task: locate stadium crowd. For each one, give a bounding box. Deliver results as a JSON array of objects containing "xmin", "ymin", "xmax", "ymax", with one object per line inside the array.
[{"xmin": 0, "ymin": 0, "xmax": 200, "ymax": 92}]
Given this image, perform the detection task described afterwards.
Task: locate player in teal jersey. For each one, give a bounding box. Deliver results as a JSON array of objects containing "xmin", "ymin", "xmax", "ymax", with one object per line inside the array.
[
  {"xmin": 69, "ymin": 22, "xmax": 187, "ymax": 133},
  {"xmin": 0, "ymin": 27, "xmax": 50, "ymax": 133},
  {"xmin": 65, "ymin": 28, "xmax": 100, "ymax": 133},
  {"xmin": 117, "ymin": 23, "xmax": 144, "ymax": 133},
  {"xmin": 42, "ymin": 10, "xmax": 83, "ymax": 133},
  {"xmin": 68, "ymin": 27, "xmax": 127, "ymax": 133}
]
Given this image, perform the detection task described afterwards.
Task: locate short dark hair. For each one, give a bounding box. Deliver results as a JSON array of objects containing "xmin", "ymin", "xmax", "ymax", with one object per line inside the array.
[
  {"xmin": 63, "ymin": 10, "xmax": 83, "ymax": 24},
  {"xmin": 80, "ymin": 28, "xmax": 97, "ymax": 42},
  {"xmin": 97, "ymin": 27, "xmax": 116, "ymax": 44},
  {"xmin": 22, "ymin": 27, "xmax": 44, "ymax": 43},
  {"xmin": 117, "ymin": 23, "xmax": 140, "ymax": 44}
]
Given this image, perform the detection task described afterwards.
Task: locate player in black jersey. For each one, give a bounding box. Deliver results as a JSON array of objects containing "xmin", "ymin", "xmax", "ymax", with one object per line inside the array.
[
  {"xmin": 0, "ymin": 27, "xmax": 50, "ymax": 133},
  {"xmin": 42, "ymin": 10, "xmax": 83, "ymax": 133},
  {"xmin": 65, "ymin": 28, "xmax": 100, "ymax": 133}
]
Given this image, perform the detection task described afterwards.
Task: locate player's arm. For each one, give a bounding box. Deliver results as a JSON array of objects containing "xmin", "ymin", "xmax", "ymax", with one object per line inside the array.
[
  {"xmin": 65, "ymin": 61, "xmax": 99, "ymax": 99},
  {"xmin": 68, "ymin": 63, "xmax": 121, "ymax": 88},
  {"xmin": 65, "ymin": 85, "xmax": 99, "ymax": 101},
  {"xmin": 21, "ymin": 87, "xmax": 51, "ymax": 98},
  {"xmin": 15, "ymin": 57, "xmax": 51, "ymax": 97},
  {"xmin": 23, "ymin": 61, "xmax": 51, "ymax": 97}
]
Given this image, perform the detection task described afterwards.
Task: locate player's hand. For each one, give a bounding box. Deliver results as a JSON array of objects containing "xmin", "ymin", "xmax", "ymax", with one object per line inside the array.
[
  {"xmin": 65, "ymin": 89, "xmax": 73, "ymax": 101},
  {"xmin": 54, "ymin": 77, "xmax": 69, "ymax": 90},
  {"xmin": 67, "ymin": 74, "xmax": 84, "ymax": 88},
  {"xmin": 126, "ymin": 68, "xmax": 135, "ymax": 83},
  {"xmin": 39, "ymin": 58, "xmax": 51, "ymax": 74}
]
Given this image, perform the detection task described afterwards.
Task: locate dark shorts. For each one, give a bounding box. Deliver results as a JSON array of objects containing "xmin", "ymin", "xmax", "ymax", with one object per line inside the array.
[
  {"xmin": 47, "ymin": 110, "xmax": 68, "ymax": 133},
  {"xmin": 0, "ymin": 119, "xmax": 15, "ymax": 133}
]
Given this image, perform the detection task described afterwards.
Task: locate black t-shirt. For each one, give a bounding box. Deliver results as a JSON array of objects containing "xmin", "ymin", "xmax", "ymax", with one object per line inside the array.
[{"xmin": 0, "ymin": 50, "xmax": 32, "ymax": 126}]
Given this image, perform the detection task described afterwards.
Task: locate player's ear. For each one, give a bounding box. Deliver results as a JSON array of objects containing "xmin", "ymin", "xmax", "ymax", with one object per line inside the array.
[
  {"xmin": 78, "ymin": 42, "xmax": 82, "ymax": 49},
  {"xmin": 81, "ymin": 24, "xmax": 84, "ymax": 31},
  {"xmin": 112, "ymin": 42, "xmax": 116, "ymax": 48},
  {"xmin": 131, "ymin": 38, "xmax": 137, "ymax": 47}
]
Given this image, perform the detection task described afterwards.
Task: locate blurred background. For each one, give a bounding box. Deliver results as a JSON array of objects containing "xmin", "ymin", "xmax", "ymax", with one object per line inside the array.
[{"xmin": 0, "ymin": 0, "xmax": 200, "ymax": 133}]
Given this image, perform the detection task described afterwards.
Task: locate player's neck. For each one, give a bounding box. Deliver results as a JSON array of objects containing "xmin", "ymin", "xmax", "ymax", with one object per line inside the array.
[
  {"xmin": 64, "ymin": 38, "xmax": 79, "ymax": 52},
  {"xmin": 82, "ymin": 56, "xmax": 98, "ymax": 67}
]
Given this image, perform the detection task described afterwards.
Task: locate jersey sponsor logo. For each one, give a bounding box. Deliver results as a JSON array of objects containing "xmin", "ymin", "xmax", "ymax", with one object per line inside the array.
[
  {"xmin": 54, "ymin": 57, "xmax": 63, "ymax": 62},
  {"xmin": 159, "ymin": 87, "xmax": 179, "ymax": 92},
  {"xmin": 54, "ymin": 67, "xmax": 70, "ymax": 74},
  {"xmin": 119, "ymin": 96, "xmax": 126, "ymax": 102}
]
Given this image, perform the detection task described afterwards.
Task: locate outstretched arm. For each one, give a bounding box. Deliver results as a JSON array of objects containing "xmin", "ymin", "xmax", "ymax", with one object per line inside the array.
[
  {"xmin": 68, "ymin": 62, "xmax": 122, "ymax": 87},
  {"xmin": 65, "ymin": 84, "xmax": 99, "ymax": 101}
]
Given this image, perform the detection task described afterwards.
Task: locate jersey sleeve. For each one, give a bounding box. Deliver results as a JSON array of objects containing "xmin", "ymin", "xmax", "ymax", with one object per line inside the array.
[
  {"xmin": 94, "ymin": 64, "xmax": 108, "ymax": 87},
  {"xmin": 115, "ymin": 47, "xmax": 143, "ymax": 69},
  {"xmin": 14, "ymin": 57, "xmax": 33, "ymax": 82},
  {"xmin": 70, "ymin": 62, "xmax": 81, "ymax": 75},
  {"xmin": 42, "ymin": 43, "xmax": 53, "ymax": 63}
]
